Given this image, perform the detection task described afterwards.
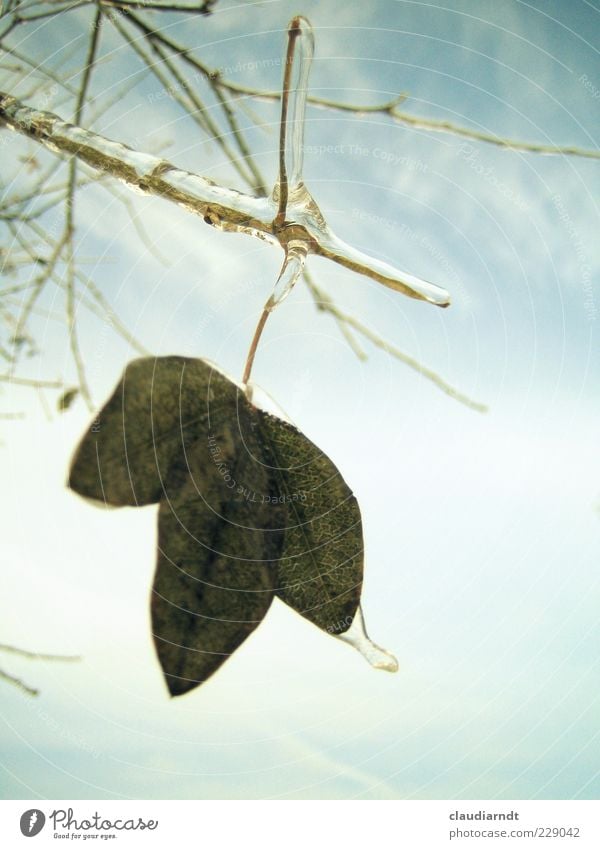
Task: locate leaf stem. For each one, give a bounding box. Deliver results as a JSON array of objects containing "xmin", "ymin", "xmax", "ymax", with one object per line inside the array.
[{"xmin": 242, "ymin": 305, "xmax": 270, "ymax": 389}]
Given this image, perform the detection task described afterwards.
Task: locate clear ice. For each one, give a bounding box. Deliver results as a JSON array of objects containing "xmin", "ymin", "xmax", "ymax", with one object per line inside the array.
[
  {"xmin": 338, "ymin": 605, "xmax": 399, "ymax": 672},
  {"xmin": 1, "ymin": 24, "xmax": 450, "ymax": 305},
  {"xmin": 262, "ymin": 16, "xmax": 449, "ymax": 310}
]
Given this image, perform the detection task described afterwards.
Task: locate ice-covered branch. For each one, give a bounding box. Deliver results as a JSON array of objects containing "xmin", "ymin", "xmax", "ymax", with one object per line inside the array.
[{"xmin": 0, "ymin": 90, "xmax": 450, "ymax": 307}]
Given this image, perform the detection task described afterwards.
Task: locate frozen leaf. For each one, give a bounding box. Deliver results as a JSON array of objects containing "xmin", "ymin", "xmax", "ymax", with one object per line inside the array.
[
  {"xmin": 152, "ymin": 383, "xmax": 285, "ymax": 695},
  {"xmin": 69, "ymin": 356, "xmax": 366, "ymax": 695},
  {"xmin": 68, "ymin": 356, "xmax": 239, "ymax": 506},
  {"xmin": 153, "ymin": 475, "xmax": 283, "ymax": 696},
  {"xmin": 258, "ymin": 413, "xmax": 363, "ymax": 635}
]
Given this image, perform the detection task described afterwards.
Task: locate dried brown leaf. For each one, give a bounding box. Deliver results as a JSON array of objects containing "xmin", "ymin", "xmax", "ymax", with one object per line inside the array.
[{"xmin": 69, "ymin": 356, "xmax": 364, "ymax": 695}]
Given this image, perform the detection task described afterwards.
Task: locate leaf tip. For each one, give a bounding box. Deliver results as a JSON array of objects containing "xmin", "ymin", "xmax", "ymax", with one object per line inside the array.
[{"xmin": 164, "ymin": 674, "xmax": 200, "ymax": 698}]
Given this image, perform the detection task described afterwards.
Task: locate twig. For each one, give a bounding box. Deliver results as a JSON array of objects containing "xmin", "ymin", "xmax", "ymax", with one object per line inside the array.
[
  {"xmin": 100, "ymin": 183, "xmax": 170, "ymax": 267},
  {"xmin": 0, "ymin": 643, "xmax": 80, "ymax": 696},
  {"xmin": 0, "ymin": 642, "xmax": 80, "ymax": 661},
  {"xmin": 209, "ymin": 78, "xmax": 268, "ymax": 196},
  {"xmin": 242, "ymin": 305, "xmax": 269, "ymax": 387},
  {"xmin": 36, "ymin": 385, "xmax": 53, "ymax": 421},
  {"xmin": 10, "ymin": 218, "xmax": 150, "ymax": 355},
  {"xmin": 3, "ymin": 294, "xmax": 64, "ymax": 323},
  {"xmin": 8, "ymin": 230, "xmax": 69, "ymax": 366},
  {"xmin": 196, "ymin": 80, "xmax": 600, "ymax": 161},
  {"xmin": 302, "ymin": 267, "xmax": 366, "ymax": 361},
  {"xmin": 304, "ymin": 276, "xmax": 488, "ymax": 413},
  {"xmin": 0, "ymin": 92, "xmax": 449, "ymax": 305},
  {"xmin": 7, "ymin": 2, "xmax": 91, "ymax": 24},
  {"xmin": 0, "ymin": 42, "xmax": 79, "ymax": 98},
  {"xmin": 0, "ymin": 666, "xmax": 38, "ymax": 696},
  {"xmin": 104, "ymin": 9, "xmax": 213, "ymax": 141},
  {"xmin": 274, "ymin": 18, "xmax": 300, "ymax": 224},
  {"xmin": 385, "ymin": 106, "xmax": 600, "ymax": 160},
  {"xmin": 112, "ymin": 9, "xmax": 258, "ymax": 187},
  {"xmin": 108, "ymin": 7, "xmax": 268, "ymax": 194},
  {"xmin": 63, "ymin": 6, "xmax": 102, "ymax": 410},
  {"xmin": 101, "ymin": 0, "xmax": 215, "ymax": 13},
  {"xmin": 0, "ymin": 373, "xmax": 63, "ymax": 387},
  {"xmin": 242, "ymin": 17, "xmax": 313, "ymax": 387},
  {"xmin": 64, "ymin": 235, "xmax": 93, "ymax": 407}
]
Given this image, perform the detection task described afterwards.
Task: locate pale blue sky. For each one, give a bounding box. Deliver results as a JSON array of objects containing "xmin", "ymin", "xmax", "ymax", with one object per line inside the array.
[{"xmin": 1, "ymin": 0, "xmax": 599, "ymax": 799}]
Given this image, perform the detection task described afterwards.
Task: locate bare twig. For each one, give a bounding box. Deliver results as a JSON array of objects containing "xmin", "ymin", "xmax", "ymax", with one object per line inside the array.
[
  {"xmin": 302, "ymin": 267, "xmax": 366, "ymax": 361},
  {"xmin": 0, "ymin": 666, "xmax": 38, "ymax": 696},
  {"xmin": 203, "ymin": 83, "xmax": 600, "ymax": 160},
  {"xmin": 62, "ymin": 7, "xmax": 102, "ymax": 410},
  {"xmin": 0, "ymin": 643, "xmax": 80, "ymax": 696},
  {"xmin": 0, "ymin": 42, "xmax": 79, "ymax": 99},
  {"xmin": 0, "ymin": 373, "xmax": 63, "ymax": 387},
  {"xmin": 274, "ymin": 18, "xmax": 299, "ymax": 224},
  {"xmin": 99, "ymin": 182, "xmax": 170, "ymax": 267},
  {"xmin": 304, "ymin": 274, "xmax": 487, "ymax": 413},
  {"xmin": 0, "ymin": 642, "xmax": 80, "ymax": 661},
  {"xmin": 101, "ymin": 0, "xmax": 215, "ymax": 14},
  {"xmin": 104, "ymin": 10, "xmax": 213, "ymax": 140},
  {"xmin": 5, "ymin": 2, "xmax": 91, "ymax": 24},
  {"xmin": 384, "ymin": 106, "xmax": 600, "ymax": 160},
  {"xmin": 111, "ymin": 9, "xmax": 259, "ymax": 187},
  {"xmin": 8, "ymin": 230, "xmax": 69, "ymax": 365},
  {"xmin": 111, "ymin": 6, "xmax": 267, "ymax": 193},
  {"xmin": 9, "ymin": 218, "xmax": 149, "ymax": 355}
]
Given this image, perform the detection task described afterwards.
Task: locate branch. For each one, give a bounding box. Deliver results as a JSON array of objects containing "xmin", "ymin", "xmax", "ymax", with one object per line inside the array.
[
  {"xmin": 0, "ymin": 642, "xmax": 80, "ymax": 661},
  {"xmin": 0, "ymin": 666, "xmax": 38, "ymax": 696},
  {"xmin": 17, "ymin": 217, "xmax": 150, "ymax": 354},
  {"xmin": 205, "ymin": 83, "xmax": 600, "ymax": 161},
  {"xmin": 110, "ymin": 8, "xmax": 267, "ymax": 192},
  {"xmin": 0, "ymin": 91, "xmax": 450, "ymax": 305},
  {"xmin": 303, "ymin": 274, "xmax": 487, "ymax": 413},
  {"xmin": 385, "ymin": 106, "xmax": 600, "ymax": 160},
  {"xmin": 8, "ymin": 230, "xmax": 69, "ymax": 364},
  {"xmin": 0, "ymin": 373, "xmax": 63, "ymax": 387},
  {"xmin": 0, "ymin": 643, "xmax": 81, "ymax": 696},
  {"xmin": 63, "ymin": 6, "xmax": 102, "ymax": 410},
  {"xmin": 302, "ymin": 267, "xmax": 366, "ymax": 361},
  {"xmin": 101, "ymin": 0, "xmax": 216, "ymax": 13}
]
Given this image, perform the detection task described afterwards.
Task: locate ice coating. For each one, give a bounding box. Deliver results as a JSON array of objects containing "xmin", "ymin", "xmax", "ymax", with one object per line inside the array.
[
  {"xmin": 286, "ymin": 17, "xmax": 314, "ymax": 191},
  {"xmin": 266, "ymin": 16, "xmax": 450, "ymax": 308},
  {"xmin": 273, "ymin": 15, "xmax": 315, "ymax": 206},
  {"xmin": 265, "ymin": 17, "xmax": 314, "ymax": 310},
  {"xmin": 316, "ymin": 227, "xmax": 451, "ymax": 304},
  {"xmin": 0, "ymin": 75, "xmax": 450, "ymax": 305},
  {"xmin": 338, "ymin": 605, "xmax": 399, "ymax": 672},
  {"xmin": 268, "ymin": 241, "xmax": 308, "ymax": 308},
  {"xmin": 240, "ymin": 15, "xmax": 448, "ymax": 389}
]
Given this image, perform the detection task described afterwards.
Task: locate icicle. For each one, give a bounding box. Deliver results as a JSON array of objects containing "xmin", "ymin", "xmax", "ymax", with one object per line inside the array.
[
  {"xmin": 273, "ymin": 15, "xmax": 314, "ymax": 208},
  {"xmin": 266, "ymin": 15, "xmax": 449, "ymax": 308},
  {"xmin": 267, "ymin": 241, "xmax": 308, "ymax": 308},
  {"xmin": 337, "ymin": 605, "xmax": 399, "ymax": 672},
  {"xmin": 315, "ymin": 227, "xmax": 450, "ymax": 305}
]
